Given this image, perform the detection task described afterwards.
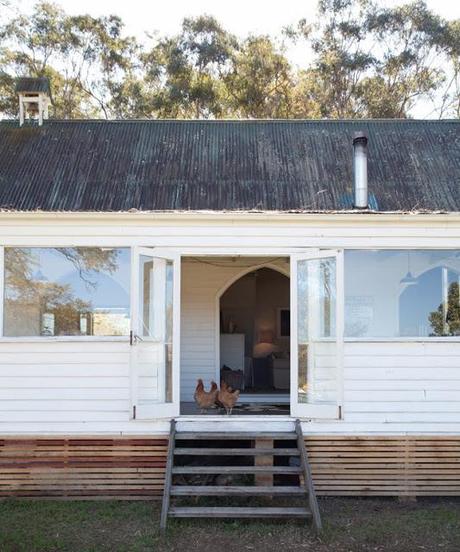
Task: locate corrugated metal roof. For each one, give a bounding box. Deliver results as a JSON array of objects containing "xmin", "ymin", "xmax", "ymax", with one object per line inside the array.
[
  {"xmin": 15, "ymin": 77, "xmax": 51, "ymax": 95},
  {"xmin": 0, "ymin": 119, "xmax": 458, "ymax": 212}
]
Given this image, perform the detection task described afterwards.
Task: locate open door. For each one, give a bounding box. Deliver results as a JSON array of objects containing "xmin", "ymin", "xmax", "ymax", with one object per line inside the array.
[
  {"xmin": 290, "ymin": 250, "xmax": 343, "ymax": 419},
  {"xmin": 130, "ymin": 247, "xmax": 180, "ymax": 419}
]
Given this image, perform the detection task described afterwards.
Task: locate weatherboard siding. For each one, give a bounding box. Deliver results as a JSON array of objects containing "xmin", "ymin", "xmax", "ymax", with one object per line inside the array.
[
  {"xmin": 1, "ymin": 340, "xmax": 460, "ymax": 434},
  {"xmin": 0, "ymin": 215, "xmax": 460, "ymax": 435}
]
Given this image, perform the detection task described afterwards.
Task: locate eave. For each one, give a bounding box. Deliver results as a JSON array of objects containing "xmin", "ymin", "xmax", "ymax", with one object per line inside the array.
[{"xmin": 0, "ymin": 209, "xmax": 460, "ymax": 227}]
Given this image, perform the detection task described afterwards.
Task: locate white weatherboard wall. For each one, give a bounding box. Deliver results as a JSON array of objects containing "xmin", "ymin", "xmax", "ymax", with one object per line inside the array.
[{"xmin": 0, "ymin": 212, "xmax": 460, "ymax": 435}]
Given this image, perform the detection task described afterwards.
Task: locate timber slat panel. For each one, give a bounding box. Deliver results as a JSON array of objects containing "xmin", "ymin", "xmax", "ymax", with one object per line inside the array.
[
  {"xmin": 0, "ymin": 437, "xmax": 167, "ymax": 499},
  {"xmin": 305, "ymin": 436, "xmax": 460, "ymax": 496},
  {"xmin": 1, "ymin": 435, "xmax": 460, "ymax": 499}
]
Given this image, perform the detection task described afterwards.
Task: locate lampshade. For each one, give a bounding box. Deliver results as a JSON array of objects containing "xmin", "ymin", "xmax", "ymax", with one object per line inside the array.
[
  {"xmin": 253, "ymin": 342, "xmax": 280, "ymax": 358},
  {"xmin": 258, "ymin": 329, "xmax": 274, "ymax": 344},
  {"xmin": 400, "ymin": 271, "xmax": 417, "ymax": 285}
]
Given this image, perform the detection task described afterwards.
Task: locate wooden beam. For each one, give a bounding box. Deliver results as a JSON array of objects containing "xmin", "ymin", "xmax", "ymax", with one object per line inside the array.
[
  {"xmin": 160, "ymin": 419, "xmax": 176, "ymax": 531},
  {"xmin": 296, "ymin": 419, "xmax": 322, "ymax": 532}
]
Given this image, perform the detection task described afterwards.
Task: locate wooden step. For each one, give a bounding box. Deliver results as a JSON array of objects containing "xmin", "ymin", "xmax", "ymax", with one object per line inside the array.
[
  {"xmin": 170, "ymin": 485, "xmax": 306, "ymax": 496},
  {"xmin": 168, "ymin": 506, "xmax": 312, "ymax": 519},
  {"xmin": 174, "ymin": 447, "xmax": 300, "ymax": 456},
  {"xmin": 175, "ymin": 432, "xmax": 296, "ymax": 440},
  {"xmin": 172, "ymin": 465, "xmax": 302, "ymax": 475},
  {"xmin": 161, "ymin": 419, "xmax": 322, "ymax": 532}
]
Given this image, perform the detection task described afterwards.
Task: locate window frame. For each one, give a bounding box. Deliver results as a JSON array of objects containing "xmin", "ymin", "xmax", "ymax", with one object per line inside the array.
[
  {"xmin": 0, "ymin": 244, "xmax": 132, "ymax": 342},
  {"xmin": 342, "ymin": 246, "xmax": 460, "ymax": 342}
]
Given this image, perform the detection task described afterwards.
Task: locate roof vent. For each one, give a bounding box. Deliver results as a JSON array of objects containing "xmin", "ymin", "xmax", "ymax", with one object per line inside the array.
[
  {"xmin": 352, "ymin": 131, "xmax": 368, "ymax": 209},
  {"xmin": 15, "ymin": 77, "xmax": 52, "ymax": 127}
]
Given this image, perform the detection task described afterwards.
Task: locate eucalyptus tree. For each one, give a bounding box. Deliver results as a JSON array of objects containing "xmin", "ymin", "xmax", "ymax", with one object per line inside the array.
[
  {"xmin": 0, "ymin": 1, "xmax": 138, "ymax": 118},
  {"xmin": 362, "ymin": 0, "xmax": 447, "ymax": 117},
  {"xmin": 288, "ymin": 0, "xmax": 454, "ymax": 118},
  {"xmin": 224, "ymin": 35, "xmax": 294, "ymax": 118},
  {"xmin": 140, "ymin": 15, "xmax": 238, "ymax": 118}
]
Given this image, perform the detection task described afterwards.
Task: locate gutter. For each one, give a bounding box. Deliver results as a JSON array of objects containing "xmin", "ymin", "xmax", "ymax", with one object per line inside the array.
[{"xmin": 0, "ymin": 210, "xmax": 460, "ymax": 226}]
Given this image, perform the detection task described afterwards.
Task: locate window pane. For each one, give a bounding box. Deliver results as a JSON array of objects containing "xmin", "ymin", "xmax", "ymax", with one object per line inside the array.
[
  {"xmin": 165, "ymin": 260, "xmax": 174, "ymax": 403},
  {"xmin": 4, "ymin": 247, "xmax": 130, "ymax": 337},
  {"xmin": 345, "ymin": 250, "xmax": 460, "ymax": 338},
  {"xmin": 298, "ymin": 257, "xmax": 337, "ymax": 404}
]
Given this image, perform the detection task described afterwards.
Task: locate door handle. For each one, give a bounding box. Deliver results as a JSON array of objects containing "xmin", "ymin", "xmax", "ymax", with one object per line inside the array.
[{"xmin": 130, "ymin": 331, "xmax": 144, "ymax": 345}]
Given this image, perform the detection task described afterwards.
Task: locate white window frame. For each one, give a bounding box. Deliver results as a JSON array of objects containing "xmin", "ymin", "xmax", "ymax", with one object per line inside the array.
[
  {"xmin": 0, "ymin": 246, "xmax": 4, "ymax": 338},
  {"xmin": 290, "ymin": 248, "xmax": 344, "ymax": 419},
  {"xmin": 130, "ymin": 246, "xmax": 181, "ymax": 419}
]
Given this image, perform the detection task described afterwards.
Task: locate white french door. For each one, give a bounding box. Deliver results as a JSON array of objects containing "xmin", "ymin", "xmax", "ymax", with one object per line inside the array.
[
  {"xmin": 290, "ymin": 249, "xmax": 344, "ymax": 419},
  {"xmin": 130, "ymin": 247, "xmax": 180, "ymax": 419}
]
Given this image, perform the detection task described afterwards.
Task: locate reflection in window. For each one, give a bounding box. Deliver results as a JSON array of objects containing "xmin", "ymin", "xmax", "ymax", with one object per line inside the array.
[
  {"xmin": 345, "ymin": 250, "xmax": 460, "ymax": 338},
  {"xmin": 297, "ymin": 257, "xmax": 337, "ymax": 404},
  {"xmin": 4, "ymin": 247, "xmax": 130, "ymax": 337}
]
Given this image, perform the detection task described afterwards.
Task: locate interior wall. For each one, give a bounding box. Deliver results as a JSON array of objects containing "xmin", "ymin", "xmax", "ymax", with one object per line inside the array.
[
  {"xmin": 255, "ymin": 269, "xmax": 290, "ymax": 354},
  {"xmin": 220, "ymin": 274, "xmax": 256, "ymax": 356},
  {"xmin": 220, "ymin": 268, "xmax": 290, "ymax": 357}
]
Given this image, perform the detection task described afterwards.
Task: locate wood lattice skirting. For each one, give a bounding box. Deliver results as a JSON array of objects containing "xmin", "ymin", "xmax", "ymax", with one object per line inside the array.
[{"xmin": 1, "ymin": 435, "xmax": 459, "ymax": 499}]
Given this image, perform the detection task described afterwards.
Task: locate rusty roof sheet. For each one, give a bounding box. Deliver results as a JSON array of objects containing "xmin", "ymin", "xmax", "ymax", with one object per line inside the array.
[{"xmin": 0, "ymin": 119, "xmax": 459, "ymax": 213}]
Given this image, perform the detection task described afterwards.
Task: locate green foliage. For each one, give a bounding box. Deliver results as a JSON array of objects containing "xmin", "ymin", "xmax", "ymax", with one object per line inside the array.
[
  {"xmin": 287, "ymin": 0, "xmax": 452, "ymax": 118},
  {"xmin": 0, "ymin": 1, "xmax": 138, "ymax": 118},
  {"xmin": 0, "ymin": 0, "xmax": 459, "ymax": 119},
  {"xmin": 224, "ymin": 36, "xmax": 293, "ymax": 118},
  {"xmin": 429, "ymin": 282, "xmax": 460, "ymax": 336}
]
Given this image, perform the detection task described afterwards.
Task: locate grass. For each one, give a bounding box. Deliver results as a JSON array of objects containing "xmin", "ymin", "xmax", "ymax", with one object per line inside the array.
[{"xmin": 0, "ymin": 497, "xmax": 459, "ymax": 552}]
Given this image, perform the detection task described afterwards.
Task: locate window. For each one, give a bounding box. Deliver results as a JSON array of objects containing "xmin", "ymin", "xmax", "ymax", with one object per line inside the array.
[
  {"xmin": 277, "ymin": 307, "xmax": 290, "ymax": 338},
  {"xmin": 3, "ymin": 247, "xmax": 130, "ymax": 337},
  {"xmin": 345, "ymin": 250, "xmax": 460, "ymax": 338}
]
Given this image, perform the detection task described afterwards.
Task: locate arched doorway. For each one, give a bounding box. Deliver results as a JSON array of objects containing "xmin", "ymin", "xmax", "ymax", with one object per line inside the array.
[{"xmin": 219, "ymin": 267, "xmax": 290, "ymax": 403}]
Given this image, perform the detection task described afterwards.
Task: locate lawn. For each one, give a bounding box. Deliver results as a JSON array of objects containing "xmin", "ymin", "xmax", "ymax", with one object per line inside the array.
[{"xmin": 0, "ymin": 497, "xmax": 459, "ymax": 552}]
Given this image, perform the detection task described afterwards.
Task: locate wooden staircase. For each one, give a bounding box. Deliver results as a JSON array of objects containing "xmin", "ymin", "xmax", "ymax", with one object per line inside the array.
[{"xmin": 160, "ymin": 419, "xmax": 322, "ymax": 532}]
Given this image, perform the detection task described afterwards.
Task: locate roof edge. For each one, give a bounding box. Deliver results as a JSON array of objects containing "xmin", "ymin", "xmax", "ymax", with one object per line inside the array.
[
  {"xmin": 1, "ymin": 210, "xmax": 460, "ymax": 226},
  {"xmin": 2, "ymin": 118, "xmax": 460, "ymax": 125}
]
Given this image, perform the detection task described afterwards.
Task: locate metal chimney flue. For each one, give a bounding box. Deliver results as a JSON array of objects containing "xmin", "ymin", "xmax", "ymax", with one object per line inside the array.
[{"xmin": 353, "ymin": 131, "xmax": 368, "ymax": 209}]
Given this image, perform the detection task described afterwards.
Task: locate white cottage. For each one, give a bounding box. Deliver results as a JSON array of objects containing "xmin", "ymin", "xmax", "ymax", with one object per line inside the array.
[{"xmin": 1, "ymin": 81, "xmax": 460, "ymax": 520}]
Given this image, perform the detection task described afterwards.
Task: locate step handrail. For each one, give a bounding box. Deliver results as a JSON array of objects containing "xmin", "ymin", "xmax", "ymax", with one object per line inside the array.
[
  {"xmin": 295, "ymin": 419, "xmax": 322, "ymax": 532},
  {"xmin": 160, "ymin": 419, "xmax": 176, "ymax": 531}
]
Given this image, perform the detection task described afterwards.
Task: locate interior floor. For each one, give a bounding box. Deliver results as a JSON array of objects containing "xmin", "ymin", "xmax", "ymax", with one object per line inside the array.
[{"xmin": 180, "ymin": 401, "xmax": 290, "ymax": 416}]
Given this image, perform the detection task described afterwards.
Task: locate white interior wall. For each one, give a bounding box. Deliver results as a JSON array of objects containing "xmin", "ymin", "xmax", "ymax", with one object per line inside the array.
[{"xmin": 220, "ymin": 273, "xmax": 256, "ymax": 356}]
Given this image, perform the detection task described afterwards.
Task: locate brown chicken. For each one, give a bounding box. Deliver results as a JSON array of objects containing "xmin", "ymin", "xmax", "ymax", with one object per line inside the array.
[
  {"xmin": 217, "ymin": 380, "xmax": 240, "ymax": 415},
  {"xmin": 193, "ymin": 379, "xmax": 218, "ymax": 413}
]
